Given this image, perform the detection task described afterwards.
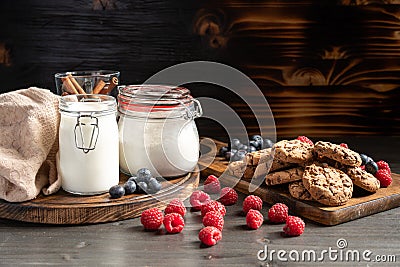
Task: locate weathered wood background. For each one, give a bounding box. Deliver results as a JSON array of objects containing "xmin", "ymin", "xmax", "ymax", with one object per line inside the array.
[{"xmin": 0, "ymin": 0, "xmax": 399, "ymax": 138}]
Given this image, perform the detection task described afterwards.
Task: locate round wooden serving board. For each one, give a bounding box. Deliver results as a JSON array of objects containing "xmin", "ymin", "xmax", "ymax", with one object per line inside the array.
[{"xmin": 0, "ymin": 167, "xmax": 200, "ymax": 224}]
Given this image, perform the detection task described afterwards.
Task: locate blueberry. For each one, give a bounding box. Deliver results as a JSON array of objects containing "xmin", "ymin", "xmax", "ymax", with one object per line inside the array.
[
  {"xmin": 238, "ymin": 144, "xmax": 248, "ymax": 151},
  {"xmin": 136, "ymin": 168, "xmax": 152, "ymax": 183},
  {"xmin": 359, "ymin": 154, "xmax": 369, "ymax": 165},
  {"xmin": 136, "ymin": 181, "xmax": 148, "ymax": 193},
  {"xmin": 225, "ymin": 151, "xmax": 234, "ymax": 161},
  {"xmin": 109, "ymin": 185, "xmax": 125, "ymax": 198},
  {"xmin": 230, "ymin": 138, "xmax": 241, "ymax": 149},
  {"xmin": 251, "ymin": 135, "xmax": 264, "ymax": 149},
  {"xmin": 249, "ymin": 140, "xmax": 259, "ymax": 149},
  {"xmin": 124, "ymin": 180, "xmax": 137, "ymax": 195},
  {"xmin": 251, "ymin": 135, "xmax": 263, "ymax": 143},
  {"xmin": 128, "ymin": 176, "xmax": 137, "ymax": 182},
  {"xmin": 248, "ymin": 146, "xmax": 257, "ymax": 153},
  {"xmin": 219, "ymin": 146, "xmax": 229, "ymax": 157},
  {"xmin": 365, "ymin": 161, "xmax": 378, "ymax": 174},
  {"xmin": 262, "ymin": 138, "xmax": 274, "ymax": 149},
  {"xmin": 147, "ymin": 178, "xmax": 162, "ymax": 194},
  {"xmin": 225, "ymin": 149, "xmax": 238, "ymax": 161},
  {"xmin": 231, "ymin": 150, "xmax": 247, "ymax": 161}
]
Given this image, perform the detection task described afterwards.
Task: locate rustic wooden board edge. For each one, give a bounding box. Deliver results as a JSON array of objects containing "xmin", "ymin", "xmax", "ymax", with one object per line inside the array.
[
  {"xmin": 15, "ymin": 171, "xmax": 196, "ymax": 208},
  {"xmin": 0, "ymin": 169, "xmax": 200, "ymax": 225},
  {"xmin": 198, "ymin": 137, "xmax": 400, "ymax": 226}
]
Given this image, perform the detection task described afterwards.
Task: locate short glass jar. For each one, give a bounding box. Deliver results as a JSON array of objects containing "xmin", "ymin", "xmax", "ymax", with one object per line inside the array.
[
  {"xmin": 58, "ymin": 94, "xmax": 119, "ymax": 195},
  {"xmin": 118, "ymin": 85, "xmax": 203, "ymax": 177}
]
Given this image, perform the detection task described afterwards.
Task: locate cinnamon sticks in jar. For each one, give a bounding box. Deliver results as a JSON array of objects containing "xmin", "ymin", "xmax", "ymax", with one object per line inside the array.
[{"xmin": 61, "ymin": 75, "xmax": 118, "ymax": 95}]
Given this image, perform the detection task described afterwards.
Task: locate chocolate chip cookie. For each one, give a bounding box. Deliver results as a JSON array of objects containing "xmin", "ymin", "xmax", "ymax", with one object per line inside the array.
[
  {"xmin": 346, "ymin": 167, "xmax": 380, "ymax": 193},
  {"xmin": 270, "ymin": 158, "xmax": 296, "ymax": 172},
  {"xmin": 227, "ymin": 160, "xmax": 247, "ymax": 177},
  {"xmin": 227, "ymin": 160, "xmax": 255, "ymax": 180},
  {"xmin": 242, "ymin": 166, "xmax": 256, "ymax": 180},
  {"xmin": 314, "ymin": 141, "xmax": 362, "ymax": 167},
  {"xmin": 288, "ymin": 181, "xmax": 313, "ymax": 201},
  {"xmin": 245, "ymin": 147, "xmax": 295, "ymax": 179},
  {"xmin": 273, "ymin": 139, "xmax": 314, "ymax": 164},
  {"xmin": 246, "ymin": 148, "xmax": 272, "ymax": 165},
  {"xmin": 302, "ymin": 164, "xmax": 353, "ymax": 206},
  {"xmin": 265, "ymin": 167, "xmax": 304, "ymax": 186}
]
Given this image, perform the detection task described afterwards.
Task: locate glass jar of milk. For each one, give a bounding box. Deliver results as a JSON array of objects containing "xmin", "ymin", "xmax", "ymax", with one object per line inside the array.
[
  {"xmin": 59, "ymin": 94, "xmax": 119, "ymax": 195},
  {"xmin": 118, "ymin": 85, "xmax": 203, "ymax": 177}
]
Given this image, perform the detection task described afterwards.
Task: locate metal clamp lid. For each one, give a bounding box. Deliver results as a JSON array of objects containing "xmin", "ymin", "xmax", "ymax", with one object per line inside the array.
[
  {"xmin": 74, "ymin": 114, "xmax": 99, "ymax": 153},
  {"xmin": 179, "ymin": 98, "xmax": 203, "ymax": 120}
]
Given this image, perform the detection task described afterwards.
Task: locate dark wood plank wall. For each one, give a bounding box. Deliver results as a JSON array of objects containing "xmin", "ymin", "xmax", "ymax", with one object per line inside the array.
[{"xmin": 0, "ymin": 0, "xmax": 399, "ymax": 139}]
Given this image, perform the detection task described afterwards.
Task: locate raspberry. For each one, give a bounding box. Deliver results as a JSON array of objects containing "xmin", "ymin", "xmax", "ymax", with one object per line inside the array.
[
  {"xmin": 340, "ymin": 143, "xmax": 348, "ymax": 149},
  {"xmin": 283, "ymin": 216, "xmax": 305, "ymax": 236},
  {"xmin": 201, "ymin": 200, "xmax": 226, "ymax": 217},
  {"xmin": 375, "ymin": 169, "xmax": 392, "ymax": 187},
  {"xmin": 218, "ymin": 187, "xmax": 238, "ymax": 206},
  {"xmin": 246, "ymin": 209, "xmax": 264, "ymax": 230},
  {"xmin": 140, "ymin": 207, "xmax": 164, "ymax": 230},
  {"xmin": 202, "ymin": 211, "xmax": 224, "ymax": 231},
  {"xmin": 165, "ymin": 198, "xmax": 186, "ymax": 217},
  {"xmin": 296, "ymin": 136, "xmax": 313, "ymax": 146},
  {"xmin": 268, "ymin": 203, "xmax": 289, "ymax": 223},
  {"xmin": 163, "ymin": 213, "xmax": 185, "ymax": 234},
  {"xmin": 189, "ymin": 190, "xmax": 211, "ymax": 211},
  {"xmin": 376, "ymin": 160, "xmax": 391, "ymax": 173},
  {"xmin": 204, "ymin": 175, "xmax": 221, "ymax": 194},
  {"xmin": 360, "ymin": 165, "xmax": 365, "ymax": 170},
  {"xmin": 243, "ymin": 195, "xmax": 263, "ymax": 214},
  {"xmin": 198, "ymin": 226, "xmax": 222, "ymax": 246}
]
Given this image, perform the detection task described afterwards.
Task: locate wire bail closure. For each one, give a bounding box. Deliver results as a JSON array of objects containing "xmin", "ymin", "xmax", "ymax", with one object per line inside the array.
[
  {"xmin": 74, "ymin": 114, "xmax": 99, "ymax": 153},
  {"xmin": 180, "ymin": 98, "xmax": 203, "ymax": 120}
]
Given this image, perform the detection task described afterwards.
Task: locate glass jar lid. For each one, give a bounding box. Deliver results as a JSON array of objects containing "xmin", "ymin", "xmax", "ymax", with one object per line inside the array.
[
  {"xmin": 118, "ymin": 85, "xmax": 202, "ymax": 119},
  {"xmin": 59, "ymin": 94, "xmax": 117, "ymax": 116}
]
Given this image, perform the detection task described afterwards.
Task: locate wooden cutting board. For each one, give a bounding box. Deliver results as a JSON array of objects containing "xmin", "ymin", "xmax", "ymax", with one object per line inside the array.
[
  {"xmin": 198, "ymin": 138, "xmax": 400, "ymax": 226},
  {"xmin": 0, "ymin": 167, "xmax": 199, "ymax": 224}
]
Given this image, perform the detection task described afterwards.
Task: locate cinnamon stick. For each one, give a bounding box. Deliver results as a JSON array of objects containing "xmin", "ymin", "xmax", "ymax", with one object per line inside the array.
[
  {"xmin": 99, "ymin": 88, "xmax": 109, "ymax": 95},
  {"xmin": 108, "ymin": 76, "xmax": 119, "ymax": 92},
  {"xmin": 100, "ymin": 77, "xmax": 119, "ymax": 94},
  {"xmin": 61, "ymin": 76, "xmax": 79, "ymax": 94},
  {"xmin": 92, "ymin": 80, "xmax": 106, "ymax": 94},
  {"xmin": 67, "ymin": 74, "xmax": 86, "ymax": 94}
]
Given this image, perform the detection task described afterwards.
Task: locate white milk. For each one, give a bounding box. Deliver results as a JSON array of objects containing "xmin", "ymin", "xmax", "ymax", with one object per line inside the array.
[
  {"xmin": 119, "ymin": 116, "xmax": 199, "ymax": 177},
  {"xmin": 59, "ymin": 97, "xmax": 119, "ymax": 195}
]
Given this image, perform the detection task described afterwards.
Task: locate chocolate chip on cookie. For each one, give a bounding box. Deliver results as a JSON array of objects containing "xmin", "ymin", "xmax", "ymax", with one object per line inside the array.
[
  {"xmin": 346, "ymin": 167, "xmax": 380, "ymax": 193},
  {"xmin": 273, "ymin": 139, "xmax": 314, "ymax": 164},
  {"xmin": 314, "ymin": 141, "xmax": 362, "ymax": 167},
  {"xmin": 288, "ymin": 181, "xmax": 313, "ymax": 201},
  {"xmin": 265, "ymin": 167, "xmax": 304, "ymax": 186},
  {"xmin": 302, "ymin": 164, "xmax": 353, "ymax": 206}
]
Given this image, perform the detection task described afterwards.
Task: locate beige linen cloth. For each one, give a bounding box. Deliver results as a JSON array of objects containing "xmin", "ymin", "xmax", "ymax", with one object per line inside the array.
[{"xmin": 0, "ymin": 87, "xmax": 61, "ymax": 202}]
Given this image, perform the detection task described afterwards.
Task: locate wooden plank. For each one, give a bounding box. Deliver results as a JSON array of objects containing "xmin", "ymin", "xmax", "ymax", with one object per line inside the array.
[
  {"xmin": 0, "ymin": 168, "xmax": 199, "ymax": 224},
  {"xmin": 198, "ymin": 138, "xmax": 400, "ymax": 225}
]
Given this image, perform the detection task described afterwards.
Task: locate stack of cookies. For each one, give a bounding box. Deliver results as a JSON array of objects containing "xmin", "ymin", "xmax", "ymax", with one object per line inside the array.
[{"xmin": 227, "ymin": 139, "xmax": 381, "ymax": 206}]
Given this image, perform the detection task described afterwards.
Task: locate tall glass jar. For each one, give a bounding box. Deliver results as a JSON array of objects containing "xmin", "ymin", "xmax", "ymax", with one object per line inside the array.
[
  {"xmin": 58, "ymin": 94, "xmax": 119, "ymax": 195},
  {"xmin": 118, "ymin": 85, "xmax": 203, "ymax": 177}
]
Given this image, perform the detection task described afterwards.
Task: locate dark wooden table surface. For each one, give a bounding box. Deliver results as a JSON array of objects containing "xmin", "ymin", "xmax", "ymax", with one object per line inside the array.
[{"xmin": 0, "ymin": 137, "xmax": 399, "ymax": 266}]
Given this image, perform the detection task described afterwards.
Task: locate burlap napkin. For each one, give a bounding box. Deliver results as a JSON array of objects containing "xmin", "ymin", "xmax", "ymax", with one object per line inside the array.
[{"xmin": 0, "ymin": 87, "xmax": 61, "ymax": 202}]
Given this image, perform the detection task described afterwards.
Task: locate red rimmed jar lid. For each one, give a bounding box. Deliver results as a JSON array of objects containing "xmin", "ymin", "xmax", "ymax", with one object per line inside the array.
[{"xmin": 117, "ymin": 85, "xmax": 202, "ymax": 119}]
